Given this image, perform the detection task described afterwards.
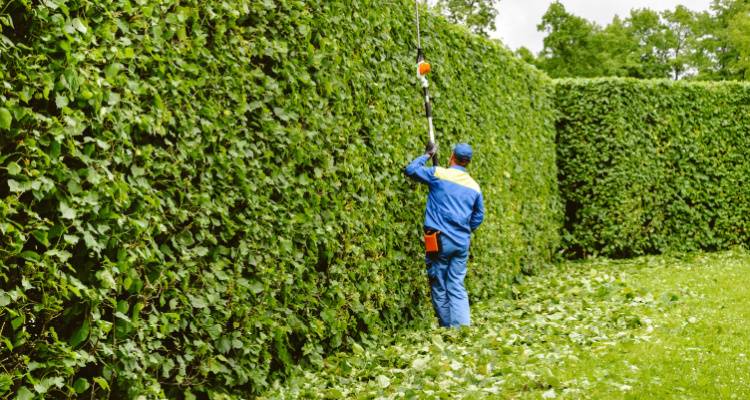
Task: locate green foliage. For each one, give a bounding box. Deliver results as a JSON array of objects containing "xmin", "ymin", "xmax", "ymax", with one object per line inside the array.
[
  {"xmin": 619, "ymin": 8, "xmax": 674, "ymax": 78},
  {"xmin": 435, "ymin": 0, "xmax": 499, "ymax": 37},
  {"xmin": 534, "ymin": 1, "xmax": 748, "ymax": 81},
  {"xmin": 724, "ymin": 2, "xmax": 750, "ymax": 79},
  {"xmin": 536, "ymin": 2, "xmax": 605, "ymax": 78},
  {"xmin": 695, "ymin": 0, "xmax": 750, "ymax": 80},
  {"xmin": 514, "ymin": 47, "xmax": 537, "ymax": 65},
  {"xmin": 263, "ymin": 250, "xmax": 675, "ymax": 399},
  {"xmin": 0, "ymin": 0, "xmax": 559, "ymax": 397},
  {"xmin": 266, "ymin": 249, "xmax": 750, "ymax": 399},
  {"xmin": 661, "ymin": 6, "xmax": 703, "ymax": 80},
  {"xmin": 556, "ymin": 78, "xmax": 750, "ymax": 258}
]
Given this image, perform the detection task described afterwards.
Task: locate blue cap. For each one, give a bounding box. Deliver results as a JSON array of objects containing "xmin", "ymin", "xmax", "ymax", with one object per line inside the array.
[{"xmin": 453, "ymin": 143, "xmax": 473, "ymax": 162}]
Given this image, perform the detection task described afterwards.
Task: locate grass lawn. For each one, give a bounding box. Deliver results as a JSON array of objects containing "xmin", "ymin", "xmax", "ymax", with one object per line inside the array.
[{"xmin": 261, "ymin": 249, "xmax": 750, "ymax": 399}]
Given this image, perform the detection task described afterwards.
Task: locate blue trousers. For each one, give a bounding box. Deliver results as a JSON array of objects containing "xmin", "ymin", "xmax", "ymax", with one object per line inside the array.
[{"xmin": 426, "ymin": 239, "xmax": 470, "ymax": 327}]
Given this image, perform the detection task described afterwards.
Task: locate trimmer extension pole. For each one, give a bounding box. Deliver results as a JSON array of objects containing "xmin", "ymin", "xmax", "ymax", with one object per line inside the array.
[
  {"xmin": 417, "ymin": 50, "xmax": 437, "ymax": 166},
  {"xmin": 415, "ymin": 2, "xmax": 438, "ymax": 166}
]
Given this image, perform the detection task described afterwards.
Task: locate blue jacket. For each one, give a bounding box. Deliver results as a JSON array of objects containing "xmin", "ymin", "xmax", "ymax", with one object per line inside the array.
[{"xmin": 405, "ymin": 154, "xmax": 485, "ymax": 249}]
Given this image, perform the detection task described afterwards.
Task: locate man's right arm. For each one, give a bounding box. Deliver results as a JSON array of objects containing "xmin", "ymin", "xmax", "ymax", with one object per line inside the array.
[
  {"xmin": 404, "ymin": 154, "xmax": 434, "ymax": 184},
  {"xmin": 470, "ymin": 193, "xmax": 485, "ymax": 232}
]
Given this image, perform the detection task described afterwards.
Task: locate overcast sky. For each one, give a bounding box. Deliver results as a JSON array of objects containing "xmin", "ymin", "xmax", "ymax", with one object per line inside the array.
[{"xmin": 492, "ymin": 0, "xmax": 715, "ymax": 53}]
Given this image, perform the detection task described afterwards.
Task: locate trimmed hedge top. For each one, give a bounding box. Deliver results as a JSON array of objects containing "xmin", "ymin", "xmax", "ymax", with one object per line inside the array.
[
  {"xmin": 556, "ymin": 78, "xmax": 750, "ymax": 258},
  {"xmin": 1, "ymin": 0, "xmax": 559, "ymax": 397}
]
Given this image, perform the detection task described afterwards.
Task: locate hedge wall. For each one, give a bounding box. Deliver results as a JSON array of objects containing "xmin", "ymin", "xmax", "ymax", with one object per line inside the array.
[
  {"xmin": 0, "ymin": 0, "xmax": 559, "ymax": 397},
  {"xmin": 556, "ymin": 78, "xmax": 750, "ymax": 258}
]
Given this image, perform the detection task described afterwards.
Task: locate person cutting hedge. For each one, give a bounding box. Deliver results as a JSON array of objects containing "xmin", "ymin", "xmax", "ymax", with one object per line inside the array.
[{"xmin": 404, "ymin": 143, "xmax": 485, "ymax": 327}]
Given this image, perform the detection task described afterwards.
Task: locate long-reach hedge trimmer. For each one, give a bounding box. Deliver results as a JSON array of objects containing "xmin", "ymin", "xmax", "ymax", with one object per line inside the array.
[{"xmin": 414, "ymin": 0, "xmax": 438, "ymax": 166}]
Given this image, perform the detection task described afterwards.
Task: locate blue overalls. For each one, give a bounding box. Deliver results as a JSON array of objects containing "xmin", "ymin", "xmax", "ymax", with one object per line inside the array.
[{"xmin": 405, "ymin": 154, "xmax": 485, "ymax": 327}]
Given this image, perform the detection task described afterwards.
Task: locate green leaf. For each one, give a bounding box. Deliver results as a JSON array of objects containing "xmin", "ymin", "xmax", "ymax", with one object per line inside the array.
[
  {"xmin": 0, "ymin": 108, "xmax": 11, "ymax": 130},
  {"xmin": 55, "ymin": 94, "xmax": 69, "ymax": 109},
  {"xmin": 0, "ymin": 34, "xmax": 13, "ymax": 49},
  {"xmin": 0, "ymin": 373, "xmax": 12, "ymax": 393},
  {"xmin": 6, "ymin": 162, "xmax": 21, "ymax": 175},
  {"xmin": 376, "ymin": 375, "xmax": 391, "ymax": 388},
  {"xmin": 31, "ymin": 230, "xmax": 49, "ymax": 247},
  {"xmin": 188, "ymin": 294, "xmax": 207, "ymax": 308},
  {"xmin": 83, "ymin": 231, "xmax": 103, "ymax": 254},
  {"xmin": 104, "ymin": 63, "xmax": 123, "ymax": 81},
  {"xmin": 107, "ymin": 91, "xmax": 121, "ymax": 106},
  {"xmin": 92, "ymin": 377, "xmax": 109, "ymax": 391},
  {"xmin": 59, "ymin": 201, "xmax": 77, "ymax": 220},
  {"xmin": 14, "ymin": 387, "xmax": 33, "ymax": 400},
  {"xmin": 67, "ymin": 179, "xmax": 82, "ymax": 194},
  {"xmin": 249, "ymin": 280, "xmax": 264, "ymax": 294},
  {"xmin": 7, "ymin": 179, "xmax": 25, "ymax": 193},
  {"xmin": 217, "ymin": 336, "xmax": 232, "ymax": 354},
  {"xmin": 33, "ymin": 377, "xmax": 64, "ymax": 394},
  {"xmin": 96, "ymin": 270, "xmax": 116, "ymax": 289},
  {"xmin": 63, "ymin": 234, "xmax": 80, "ymax": 245},
  {"xmin": 114, "ymin": 311, "xmax": 131, "ymax": 323},
  {"xmin": 69, "ymin": 319, "xmax": 90, "ymax": 348},
  {"xmin": 18, "ymin": 86, "xmax": 33, "ymax": 104},
  {"xmin": 72, "ymin": 18, "xmax": 88, "ymax": 34},
  {"xmin": 2, "ymin": 337, "xmax": 12, "ymax": 352},
  {"xmin": 11, "ymin": 315, "xmax": 24, "ymax": 330},
  {"xmin": 411, "ymin": 357, "xmax": 429, "ymax": 370},
  {"xmin": 45, "ymin": 249, "xmax": 72, "ymax": 262},
  {"xmin": 73, "ymin": 378, "xmax": 90, "ymax": 394},
  {"xmin": 20, "ymin": 250, "xmax": 40, "ymax": 261}
]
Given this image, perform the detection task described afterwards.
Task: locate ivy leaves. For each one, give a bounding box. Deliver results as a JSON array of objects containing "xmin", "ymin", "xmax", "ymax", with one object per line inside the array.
[
  {"xmin": 1, "ymin": 0, "xmax": 558, "ymax": 397},
  {"xmin": 263, "ymin": 255, "xmax": 666, "ymax": 399},
  {"xmin": 0, "ymin": 107, "xmax": 11, "ymax": 130},
  {"xmin": 556, "ymin": 79, "xmax": 750, "ymax": 258}
]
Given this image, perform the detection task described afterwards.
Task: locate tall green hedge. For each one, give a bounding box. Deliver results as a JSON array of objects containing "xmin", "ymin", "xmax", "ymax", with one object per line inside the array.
[
  {"xmin": 0, "ymin": 0, "xmax": 559, "ymax": 397},
  {"xmin": 556, "ymin": 78, "xmax": 750, "ymax": 258}
]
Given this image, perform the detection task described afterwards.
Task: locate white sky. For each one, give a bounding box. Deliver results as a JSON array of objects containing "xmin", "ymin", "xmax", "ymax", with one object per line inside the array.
[{"xmin": 492, "ymin": 0, "xmax": 715, "ymax": 53}]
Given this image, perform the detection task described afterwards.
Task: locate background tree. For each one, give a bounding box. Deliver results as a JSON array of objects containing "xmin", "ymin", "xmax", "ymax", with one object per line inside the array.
[
  {"xmin": 627, "ymin": 8, "xmax": 678, "ymax": 79},
  {"xmin": 435, "ymin": 0, "xmax": 500, "ymax": 37},
  {"xmin": 726, "ymin": 5, "xmax": 750, "ymax": 78},
  {"xmin": 596, "ymin": 15, "xmax": 649, "ymax": 77},
  {"xmin": 530, "ymin": 0, "xmax": 749, "ymax": 81},
  {"xmin": 662, "ymin": 5, "xmax": 701, "ymax": 79},
  {"xmin": 536, "ymin": 2, "xmax": 604, "ymax": 78},
  {"xmin": 514, "ymin": 46, "xmax": 537, "ymax": 65},
  {"xmin": 697, "ymin": 0, "xmax": 750, "ymax": 79}
]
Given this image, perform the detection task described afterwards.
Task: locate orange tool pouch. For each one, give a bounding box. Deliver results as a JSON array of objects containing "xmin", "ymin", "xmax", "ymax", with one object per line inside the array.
[{"xmin": 424, "ymin": 229, "xmax": 442, "ymax": 259}]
